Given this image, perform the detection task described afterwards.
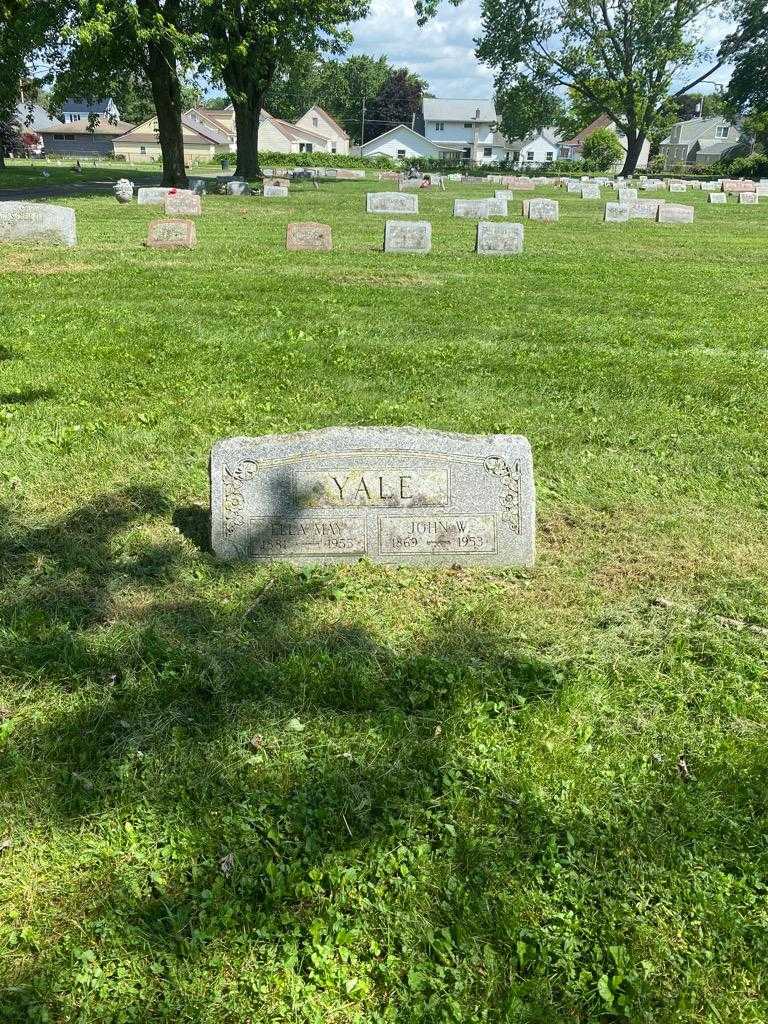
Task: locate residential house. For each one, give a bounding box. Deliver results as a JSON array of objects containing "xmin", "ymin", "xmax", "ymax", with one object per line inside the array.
[
  {"xmin": 360, "ymin": 124, "xmax": 441, "ymax": 161},
  {"xmin": 12, "ymin": 101, "xmax": 60, "ymax": 154},
  {"xmin": 423, "ymin": 98, "xmax": 510, "ymax": 164},
  {"xmin": 510, "ymin": 128, "xmax": 562, "ymax": 167},
  {"xmin": 112, "ymin": 111, "xmax": 230, "ymax": 163},
  {"xmin": 560, "ymin": 114, "xmax": 651, "ymax": 170},
  {"xmin": 658, "ymin": 116, "xmax": 741, "ymax": 168},
  {"xmin": 295, "ymin": 106, "xmax": 350, "ymax": 155},
  {"xmin": 60, "ymin": 97, "xmax": 121, "ymax": 123},
  {"xmin": 41, "ymin": 117, "xmax": 135, "ymax": 157}
]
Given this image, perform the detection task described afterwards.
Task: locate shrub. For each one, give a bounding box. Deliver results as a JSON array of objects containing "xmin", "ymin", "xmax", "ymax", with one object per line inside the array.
[
  {"xmin": 254, "ymin": 150, "xmax": 397, "ymax": 170},
  {"xmin": 717, "ymin": 152, "xmax": 768, "ymax": 179},
  {"xmin": 581, "ymin": 128, "xmax": 624, "ymax": 171}
]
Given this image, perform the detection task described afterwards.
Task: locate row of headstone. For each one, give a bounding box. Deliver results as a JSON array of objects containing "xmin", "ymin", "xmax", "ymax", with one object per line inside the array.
[
  {"xmin": 604, "ymin": 200, "xmax": 694, "ymax": 224},
  {"xmin": 383, "ymin": 220, "xmax": 524, "ymax": 255},
  {"xmin": 210, "ymin": 426, "xmax": 535, "ymax": 568}
]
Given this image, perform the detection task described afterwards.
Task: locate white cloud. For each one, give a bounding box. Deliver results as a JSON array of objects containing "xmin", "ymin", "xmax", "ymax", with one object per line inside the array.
[
  {"xmin": 349, "ymin": 0, "xmax": 494, "ymax": 97},
  {"xmin": 348, "ymin": 0, "xmax": 736, "ymax": 98}
]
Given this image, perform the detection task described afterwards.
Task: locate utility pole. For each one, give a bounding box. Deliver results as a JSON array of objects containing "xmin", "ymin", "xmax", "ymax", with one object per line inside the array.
[{"xmin": 361, "ymin": 99, "xmax": 366, "ymax": 148}]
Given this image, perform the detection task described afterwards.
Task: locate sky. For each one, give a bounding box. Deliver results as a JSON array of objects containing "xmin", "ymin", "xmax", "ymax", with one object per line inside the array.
[{"xmin": 347, "ymin": 0, "xmax": 734, "ymax": 99}]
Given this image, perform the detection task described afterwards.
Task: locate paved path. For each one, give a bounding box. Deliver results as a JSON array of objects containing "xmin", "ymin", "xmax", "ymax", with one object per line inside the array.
[{"xmin": 0, "ymin": 182, "xmax": 122, "ymax": 201}]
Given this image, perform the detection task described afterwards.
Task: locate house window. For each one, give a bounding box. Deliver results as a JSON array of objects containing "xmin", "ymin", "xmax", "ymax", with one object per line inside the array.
[
  {"xmin": 463, "ymin": 148, "xmax": 471, "ymax": 158},
  {"xmin": 483, "ymin": 146, "xmax": 492, "ymax": 157},
  {"xmin": 463, "ymin": 122, "xmax": 473, "ymax": 128},
  {"xmin": 546, "ymin": 151, "xmax": 554, "ymax": 161},
  {"xmin": 527, "ymin": 150, "xmax": 534, "ymax": 161},
  {"xmin": 397, "ymin": 148, "xmax": 406, "ymax": 159},
  {"xmin": 434, "ymin": 121, "xmax": 444, "ymax": 131},
  {"xmin": 140, "ymin": 145, "xmax": 146, "ymax": 154},
  {"xmin": 53, "ymin": 133, "xmax": 75, "ymax": 140},
  {"xmin": 715, "ymin": 126, "xmax": 728, "ymax": 139},
  {"xmin": 299, "ymin": 142, "xmax": 313, "ymax": 153},
  {"xmin": 331, "ymin": 143, "xmax": 337, "ymax": 153},
  {"xmin": 312, "ymin": 117, "xmax": 318, "ymax": 128}
]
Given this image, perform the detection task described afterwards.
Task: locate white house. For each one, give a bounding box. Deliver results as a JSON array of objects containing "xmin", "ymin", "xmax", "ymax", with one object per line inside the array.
[
  {"xmin": 360, "ymin": 124, "xmax": 441, "ymax": 161},
  {"xmin": 295, "ymin": 106, "xmax": 350, "ymax": 155},
  {"xmin": 423, "ymin": 98, "xmax": 510, "ymax": 163},
  {"xmin": 511, "ymin": 129, "xmax": 562, "ymax": 167}
]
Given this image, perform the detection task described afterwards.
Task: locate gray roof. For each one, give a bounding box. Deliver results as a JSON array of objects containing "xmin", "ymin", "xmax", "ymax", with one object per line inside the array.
[
  {"xmin": 62, "ymin": 97, "xmax": 114, "ymax": 114},
  {"xmin": 666, "ymin": 116, "xmax": 735, "ymax": 145},
  {"xmin": 696, "ymin": 140, "xmax": 737, "ymax": 156},
  {"xmin": 15, "ymin": 101, "xmax": 62, "ymax": 132},
  {"xmin": 423, "ymin": 97, "xmax": 497, "ymax": 122}
]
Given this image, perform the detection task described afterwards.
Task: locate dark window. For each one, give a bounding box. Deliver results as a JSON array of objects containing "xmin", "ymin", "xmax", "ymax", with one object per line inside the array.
[{"xmin": 483, "ymin": 147, "xmax": 493, "ymax": 157}]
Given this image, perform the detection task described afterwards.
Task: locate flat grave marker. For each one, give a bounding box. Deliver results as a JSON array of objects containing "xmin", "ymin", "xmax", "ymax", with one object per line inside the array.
[
  {"xmin": 137, "ymin": 187, "xmax": 172, "ymax": 206},
  {"xmin": 454, "ymin": 199, "xmax": 490, "ymax": 219},
  {"xmin": 657, "ymin": 203, "xmax": 694, "ymax": 224},
  {"xmin": 210, "ymin": 427, "xmax": 535, "ymax": 567},
  {"xmin": 145, "ymin": 218, "xmax": 197, "ymax": 249},
  {"xmin": 367, "ymin": 192, "xmax": 418, "ymax": 214},
  {"xmin": 604, "ymin": 202, "xmax": 630, "ymax": 223},
  {"xmin": 739, "ymin": 191, "xmax": 759, "ymax": 205},
  {"xmin": 263, "ymin": 185, "xmax": 289, "ymax": 198},
  {"xmin": 165, "ymin": 190, "xmax": 202, "ymax": 216},
  {"xmin": 709, "ymin": 192, "xmax": 727, "ymax": 204},
  {"xmin": 581, "ymin": 184, "xmax": 601, "ymax": 199},
  {"xmin": 476, "ymin": 221, "xmax": 524, "ymax": 256},
  {"xmin": 286, "ymin": 222, "xmax": 332, "ymax": 252},
  {"xmin": 527, "ymin": 198, "xmax": 559, "ymax": 222},
  {"xmin": 617, "ymin": 187, "xmax": 638, "ymax": 203},
  {"xmin": 0, "ymin": 201, "xmax": 76, "ymax": 247},
  {"xmin": 629, "ymin": 198, "xmax": 665, "ymax": 220},
  {"xmin": 384, "ymin": 220, "xmax": 432, "ymax": 254}
]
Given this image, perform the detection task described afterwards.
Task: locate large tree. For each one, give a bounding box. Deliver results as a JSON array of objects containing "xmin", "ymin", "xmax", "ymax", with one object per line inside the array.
[
  {"xmin": 723, "ymin": 0, "xmax": 768, "ymax": 150},
  {"xmin": 53, "ymin": 0, "xmax": 196, "ymax": 186},
  {"xmin": 363, "ymin": 67, "xmax": 426, "ymax": 142},
  {"xmin": 494, "ymin": 76, "xmax": 565, "ymax": 141},
  {"xmin": 199, "ymin": 0, "xmax": 369, "ymax": 179},
  {"xmin": 417, "ymin": 0, "xmax": 752, "ymax": 175},
  {"xmin": 0, "ymin": 0, "xmax": 65, "ymax": 170}
]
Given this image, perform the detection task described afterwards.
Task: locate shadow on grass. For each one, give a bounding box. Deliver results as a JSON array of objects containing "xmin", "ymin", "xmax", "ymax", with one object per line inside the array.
[
  {"xmin": 0, "ymin": 388, "xmax": 56, "ymax": 405},
  {"xmin": 1, "ymin": 487, "xmax": 766, "ymax": 1020}
]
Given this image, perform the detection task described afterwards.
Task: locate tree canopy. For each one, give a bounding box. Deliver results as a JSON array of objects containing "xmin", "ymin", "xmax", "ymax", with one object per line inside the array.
[{"xmin": 416, "ymin": 0, "xmax": 746, "ymax": 174}]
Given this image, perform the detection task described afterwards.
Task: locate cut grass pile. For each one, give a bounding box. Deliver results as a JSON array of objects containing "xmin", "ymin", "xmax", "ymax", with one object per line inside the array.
[{"xmin": 0, "ymin": 179, "xmax": 767, "ymax": 1023}]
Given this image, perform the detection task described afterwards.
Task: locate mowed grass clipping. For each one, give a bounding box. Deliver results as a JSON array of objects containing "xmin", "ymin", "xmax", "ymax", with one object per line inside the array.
[{"xmin": 0, "ymin": 179, "xmax": 767, "ymax": 1024}]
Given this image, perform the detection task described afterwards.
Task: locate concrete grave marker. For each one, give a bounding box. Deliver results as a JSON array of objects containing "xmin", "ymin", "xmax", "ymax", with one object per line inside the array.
[
  {"xmin": 384, "ymin": 220, "xmax": 432, "ymax": 254},
  {"xmin": 581, "ymin": 184, "xmax": 601, "ymax": 199},
  {"xmin": 165, "ymin": 190, "xmax": 202, "ymax": 216},
  {"xmin": 668, "ymin": 182, "xmax": 687, "ymax": 193},
  {"xmin": 272, "ymin": 177, "xmax": 290, "ymax": 188},
  {"xmin": 723, "ymin": 179, "xmax": 755, "ymax": 194},
  {"xmin": 629, "ymin": 199, "xmax": 665, "ymax": 220},
  {"xmin": 486, "ymin": 197, "xmax": 509, "ymax": 216},
  {"xmin": 113, "ymin": 179, "xmax": 134, "ymax": 203},
  {"xmin": 739, "ymin": 191, "xmax": 759, "ymax": 205},
  {"xmin": 137, "ymin": 187, "xmax": 172, "ymax": 206},
  {"xmin": 604, "ymin": 202, "xmax": 630, "ymax": 223},
  {"xmin": 495, "ymin": 190, "xmax": 514, "ymax": 200},
  {"xmin": 367, "ymin": 192, "xmax": 418, "ymax": 214},
  {"xmin": 617, "ymin": 187, "xmax": 638, "ymax": 203},
  {"xmin": 210, "ymin": 427, "xmax": 535, "ymax": 567},
  {"xmin": 657, "ymin": 203, "xmax": 694, "ymax": 224},
  {"xmin": 286, "ymin": 222, "xmax": 332, "ymax": 252},
  {"xmin": 145, "ymin": 218, "xmax": 197, "ymax": 249},
  {"xmin": 264, "ymin": 185, "xmax": 289, "ymax": 198},
  {"xmin": 0, "ymin": 201, "xmax": 76, "ymax": 247},
  {"xmin": 476, "ymin": 221, "xmax": 524, "ymax": 256},
  {"xmin": 503, "ymin": 177, "xmax": 535, "ymax": 191},
  {"xmin": 226, "ymin": 180, "xmax": 250, "ymax": 196},
  {"xmin": 454, "ymin": 199, "xmax": 490, "ymax": 219},
  {"xmin": 708, "ymin": 192, "xmax": 727, "ymax": 204},
  {"xmin": 527, "ymin": 198, "xmax": 559, "ymax": 222},
  {"xmin": 399, "ymin": 178, "xmax": 427, "ymax": 190}
]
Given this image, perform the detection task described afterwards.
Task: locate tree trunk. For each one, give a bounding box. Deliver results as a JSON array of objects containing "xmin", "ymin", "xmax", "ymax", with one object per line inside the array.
[
  {"xmin": 145, "ymin": 35, "xmax": 188, "ymax": 187},
  {"xmin": 230, "ymin": 84, "xmax": 263, "ymax": 179},
  {"xmin": 621, "ymin": 129, "xmax": 647, "ymax": 177}
]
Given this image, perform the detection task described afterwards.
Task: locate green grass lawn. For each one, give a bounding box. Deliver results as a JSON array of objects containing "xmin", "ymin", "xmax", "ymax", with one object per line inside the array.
[{"xmin": 1, "ymin": 180, "xmax": 767, "ymax": 1023}]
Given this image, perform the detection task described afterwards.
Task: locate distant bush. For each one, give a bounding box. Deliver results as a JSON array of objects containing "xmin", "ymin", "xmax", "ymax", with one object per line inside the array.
[
  {"xmin": 716, "ymin": 152, "xmax": 768, "ymax": 179},
  {"xmin": 581, "ymin": 128, "xmax": 624, "ymax": 171},
  {"xmin": 255, "ymin": 150, "xmax": 396, "ymax": 170}
]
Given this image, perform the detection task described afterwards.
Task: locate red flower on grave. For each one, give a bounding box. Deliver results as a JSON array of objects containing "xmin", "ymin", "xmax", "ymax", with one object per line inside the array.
[{"xmin": 169, "ymin": 188, "xmax": 177, "ymax": 195}]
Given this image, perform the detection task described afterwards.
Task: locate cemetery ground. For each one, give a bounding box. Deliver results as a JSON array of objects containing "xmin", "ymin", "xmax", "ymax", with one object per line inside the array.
[{"xmin": 0, "ymin": 177, "xmax": 767, "ymax": 1023}]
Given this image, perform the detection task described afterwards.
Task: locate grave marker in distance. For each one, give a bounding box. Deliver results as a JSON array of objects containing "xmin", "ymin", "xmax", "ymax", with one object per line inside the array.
[
  {"xmin": 367, "ymin": 192, "xmax": 418, "ymax": 214},
  {"xmin": 657, "ymin": 203, "xmax": 694, "ymax": 224},
  {"xmin": 454, "ymin": 199, "xmax": 490, "ymax": 219},
  {"xmin": 165, "ymin": 191, "xmax": 202, "ymax": 216},
  {"xmin": 286, "ymin": 222, "xmax": 332, "ymax": 252},
  {"xmin": 145, "ymin": 219, "xmax": 197, "ymax": 249},
  {"xmin": 210, "ymin": 427, "xmax": 535, "ymax": 567},
  {"xmin": 137, "ymin": 187, "xmax": 172, "ymax": 205}
]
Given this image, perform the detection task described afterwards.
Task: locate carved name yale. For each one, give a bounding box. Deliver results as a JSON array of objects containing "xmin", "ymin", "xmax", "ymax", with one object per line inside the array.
[{"xmin": 210, "ymin": 427, "xmax": 535, "ymax": 566}]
